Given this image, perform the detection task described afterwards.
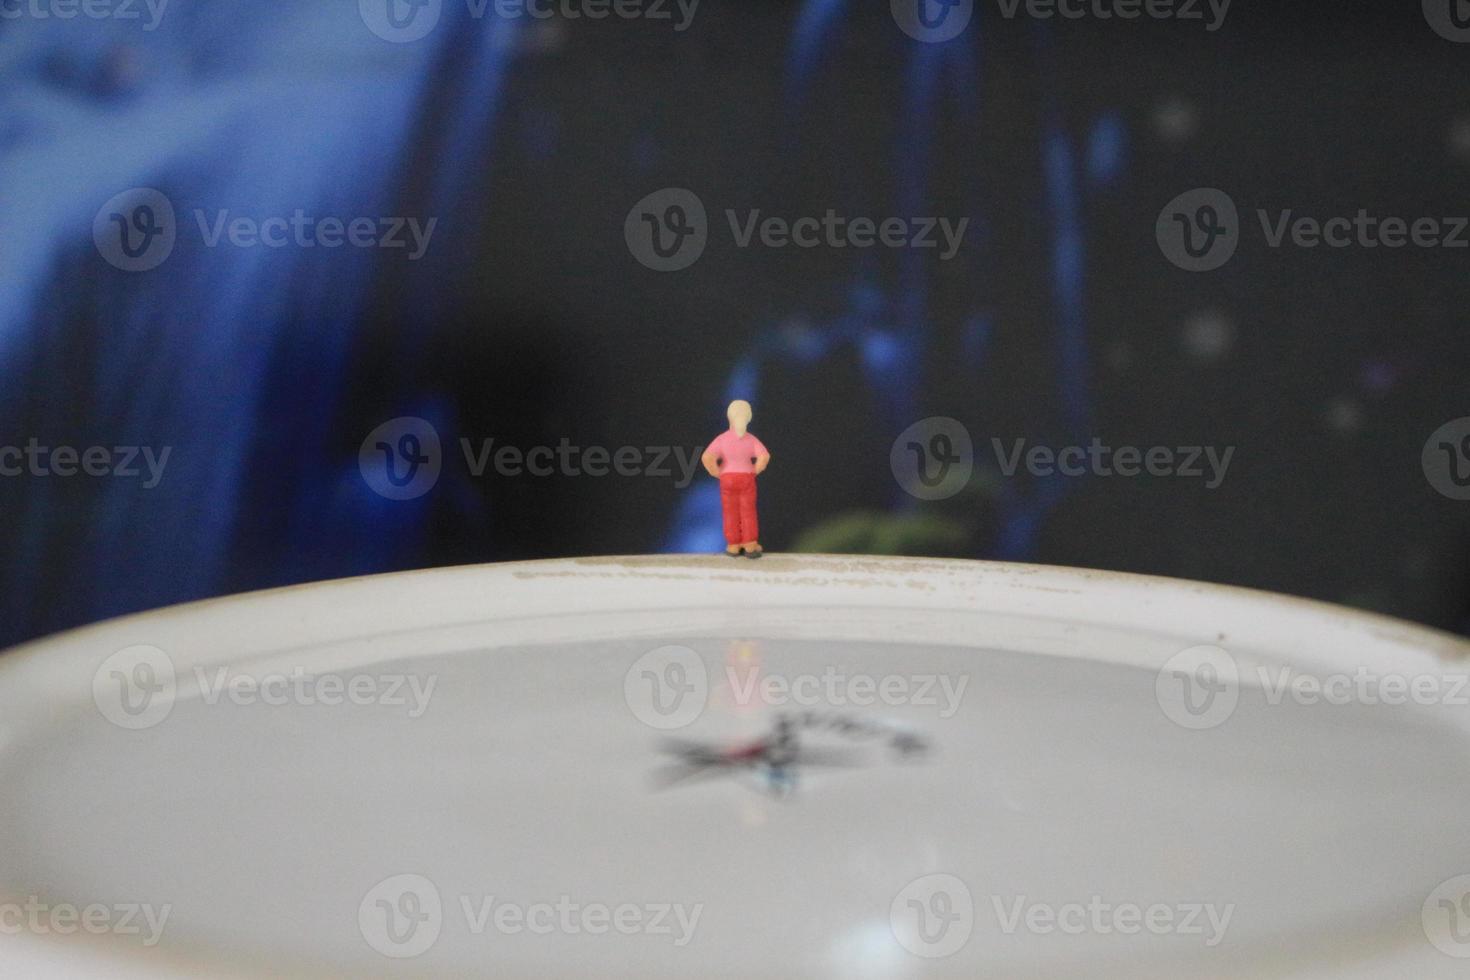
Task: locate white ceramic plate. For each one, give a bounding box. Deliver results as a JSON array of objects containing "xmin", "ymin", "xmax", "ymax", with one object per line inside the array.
[{"xmin": 2, "ymin": 555, "xmax": 1469, "ymax": 978}]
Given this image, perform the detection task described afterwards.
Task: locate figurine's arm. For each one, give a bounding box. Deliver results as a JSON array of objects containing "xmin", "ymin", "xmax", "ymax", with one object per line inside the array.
[
  {"xmin": 701, "ymin": 448, "xmax": 721, "ymax": 478},
  {"xmin": 753, "ymin": 451, "xmax": 770, "ymax": 475}
]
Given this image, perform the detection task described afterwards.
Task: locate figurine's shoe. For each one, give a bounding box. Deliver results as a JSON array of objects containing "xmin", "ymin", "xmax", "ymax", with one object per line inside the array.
[
  {"xmin": 725, "ymin": 547, "xmax": 743, "ymax": 557},
  {"xmin": 744, "ymin": 547, "xmax": 764, "ymax": 559}
]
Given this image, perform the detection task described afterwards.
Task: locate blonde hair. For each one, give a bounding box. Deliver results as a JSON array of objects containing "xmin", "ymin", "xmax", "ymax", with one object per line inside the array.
[{"xmin": 726, "ymin": 399, "xmax": 752, "ymax": 436}]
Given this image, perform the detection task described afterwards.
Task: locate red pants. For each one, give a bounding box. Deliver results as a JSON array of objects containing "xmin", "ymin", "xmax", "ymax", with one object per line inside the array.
[{"xmin": 719, "ymin": 472, "xmax": 759, "ymax": 545}]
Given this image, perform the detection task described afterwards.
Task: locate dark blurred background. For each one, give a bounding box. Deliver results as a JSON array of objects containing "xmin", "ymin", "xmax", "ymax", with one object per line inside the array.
[{"xmin": 2, "ymin": 0, "xmax": 1469, "ymax": 648}]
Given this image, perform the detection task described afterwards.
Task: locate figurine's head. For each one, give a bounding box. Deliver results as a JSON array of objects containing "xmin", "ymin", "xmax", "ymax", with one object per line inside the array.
[{"xmin": 726, "ymin": 399, "xmax": 752, "ymax": 436}]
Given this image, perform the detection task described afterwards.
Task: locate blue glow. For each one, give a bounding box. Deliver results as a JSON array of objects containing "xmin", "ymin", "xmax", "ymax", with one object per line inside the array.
[
  {"xmin": 861, "ymin": 331, "xmax": 904, "ymax": 373},
  {"xmin": 0, "ymin": 8, "xmax": 1128, "ymax": 637},
  {"xmin": 785, "ymin": 0, "xmax": 849, "ymax": 131},
  {"xmin": 0, "ymin": 5, "xmax": 517, "ymax": 642},
  {"xmin": 1086, "ymin": 110, "xmax": 1127, "ymax": 187},
  {"xmin": 669, "ymin": 23, "xmax": 1115, "ymax": 562}
]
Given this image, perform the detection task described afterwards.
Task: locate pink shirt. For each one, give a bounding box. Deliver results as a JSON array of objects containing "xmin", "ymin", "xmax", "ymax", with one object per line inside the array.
[{"xmin": 707, "ymin": 429, "xmax": 768, "ymax": 474}]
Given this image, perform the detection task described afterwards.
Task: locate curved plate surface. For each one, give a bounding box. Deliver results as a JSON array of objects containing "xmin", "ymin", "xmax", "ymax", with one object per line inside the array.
[{"xmin": 1, "ymin": 555, "xmax": 1469, "ymax": 978}]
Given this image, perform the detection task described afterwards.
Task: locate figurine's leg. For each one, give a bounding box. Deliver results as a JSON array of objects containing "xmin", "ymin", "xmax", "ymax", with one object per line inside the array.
[
  {"xmin": 741, "ymin": 478, "xmax": 762, "ymax": 557},
  {"xmin": 719, "ymin": 475, "xmax": 743, "ymax": 555}
]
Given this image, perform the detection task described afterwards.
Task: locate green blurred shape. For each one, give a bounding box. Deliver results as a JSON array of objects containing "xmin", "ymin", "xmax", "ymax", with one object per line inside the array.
[{"xmin": 790, "ymin": 510, "xmax": 973, "ymax": 557}]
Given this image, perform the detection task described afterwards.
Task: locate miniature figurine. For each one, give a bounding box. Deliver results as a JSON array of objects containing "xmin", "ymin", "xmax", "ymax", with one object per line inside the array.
[{"xmin": 702, "ymin": 399, "xmax": 770, "ymax": 558}]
